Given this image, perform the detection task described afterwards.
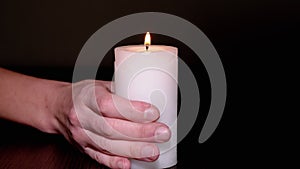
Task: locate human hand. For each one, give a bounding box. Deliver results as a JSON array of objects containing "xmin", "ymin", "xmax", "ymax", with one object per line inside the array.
[{"xmin": 55, "ymin": 80, "xmax": 171, "ymax": 169}]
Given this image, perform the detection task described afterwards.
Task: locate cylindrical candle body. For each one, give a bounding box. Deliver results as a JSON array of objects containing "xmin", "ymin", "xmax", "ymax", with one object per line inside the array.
[{"xmin": 114, "ymin": 45, "xmax": 178, "ymax": 169}]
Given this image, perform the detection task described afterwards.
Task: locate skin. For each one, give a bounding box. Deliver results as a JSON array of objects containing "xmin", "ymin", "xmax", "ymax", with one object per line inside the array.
[{"xmin": 0, "ymin": 68, "xmax": 171, "ymax": 169}]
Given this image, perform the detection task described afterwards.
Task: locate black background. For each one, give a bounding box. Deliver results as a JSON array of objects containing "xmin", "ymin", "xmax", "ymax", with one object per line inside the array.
[{"xmin": 0, "ymin": 0, "xmax": 299, "ymax": 168}]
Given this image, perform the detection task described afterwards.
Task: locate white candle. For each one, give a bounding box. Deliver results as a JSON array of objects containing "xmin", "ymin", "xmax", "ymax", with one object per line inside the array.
[{"xmin": 114, "ymin": 33, "xmax": 178, "ymax": 169}]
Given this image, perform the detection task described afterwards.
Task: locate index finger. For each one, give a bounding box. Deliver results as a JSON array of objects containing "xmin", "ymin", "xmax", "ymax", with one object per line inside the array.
[
  {"xmin": 85, "ymin": 84, "xmax": 160, "ymax": 123},
  {"xmin": 97, "ymin": 93, "xmax": 160, "ymax": 123}
]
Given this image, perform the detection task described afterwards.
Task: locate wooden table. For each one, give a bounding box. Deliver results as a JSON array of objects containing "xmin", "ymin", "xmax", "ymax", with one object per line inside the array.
[{"xmin": 0, "ymin": 119, "xmax": 181, "ymax": 169}]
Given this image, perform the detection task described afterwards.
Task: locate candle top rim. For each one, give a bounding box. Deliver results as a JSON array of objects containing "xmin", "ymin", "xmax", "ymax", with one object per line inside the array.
[{"xmin": 115, "ymin": 45, "xmax": 177, "ymax": 53}]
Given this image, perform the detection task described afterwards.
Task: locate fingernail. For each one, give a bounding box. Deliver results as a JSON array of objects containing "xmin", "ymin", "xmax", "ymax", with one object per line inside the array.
[
  {"xmin": 144, "ymin": 108, "xmax": 158, "ymax": 121},
  {"xmin": 117, "ymin": 160, "xmax": 124, "ymax": 169},
  {"xmin": 155, "ymin": 126, "xmax": 171, "ymax": 142},
  {"xmin": 141, "ymin": 145, "xmax": 155, "ymax": 158}
]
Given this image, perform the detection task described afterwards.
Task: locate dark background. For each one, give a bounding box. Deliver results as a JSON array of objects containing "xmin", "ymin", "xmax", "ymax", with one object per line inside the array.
[{"xmin": 0, "ymin": 0, "xmax": 299, "ymax": 168}]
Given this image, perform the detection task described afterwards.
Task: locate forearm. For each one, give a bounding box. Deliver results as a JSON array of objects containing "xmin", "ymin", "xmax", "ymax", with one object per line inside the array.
[{"xmin": 0, "ymin": 68, "xmax": 71, "ymax": 134}]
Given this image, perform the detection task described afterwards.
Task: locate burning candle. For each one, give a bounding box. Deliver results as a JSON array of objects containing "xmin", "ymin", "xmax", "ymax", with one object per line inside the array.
[{"xmin": 114, "ymin": 32, "xmax": 178, "ymax": 169}]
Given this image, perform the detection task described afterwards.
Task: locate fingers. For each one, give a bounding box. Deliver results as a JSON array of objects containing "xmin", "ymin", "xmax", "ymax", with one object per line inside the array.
[
  {"xmin": 84, "ymin": 81, "xmax": 160, "ymax": 123},
  {"xmin": 78, "ymin": 108, "xmax": 170, "ymax": 142},
  {"xmin": 85, "ymin": 147, "xmax": 130, "ymax": 169},
  {"xmin": 96, "ymin": 92, "xmax": 160, "ymax": 123},
  {"xmin": 85, "ymin": 130, "xmax": 160, "ymax": 161},
  {"xmin": 71, "ymin": 80, "xmax": 167, "ymax": 168},
  {"xmin": 88, "ymin": 115, "xmax": 170, "ymax": 142}
]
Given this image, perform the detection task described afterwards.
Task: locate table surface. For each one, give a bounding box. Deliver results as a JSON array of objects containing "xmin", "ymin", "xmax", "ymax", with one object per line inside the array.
[{"xmin": 0, "ymin": 119, "xmax": 182, "ymax": 169}]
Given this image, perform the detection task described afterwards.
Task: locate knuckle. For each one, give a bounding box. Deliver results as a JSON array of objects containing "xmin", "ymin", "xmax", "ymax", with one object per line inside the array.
[
  {"xmin": 98, "ymin": 138, "xmax": 113, "ymax": 153},
  {"xmin": 68, "ymin": 109, "xmax": 80, "ymax": 126},
  {"xmin": 94, "ymin": 152, "xmax": 104, "ymax": 164},
  {"xmin": 95, "ymin": 118, "xmax": 114, "ymax": 138},
  {"xmin": 108, "ymin": 159, "xmax": 117, "ymax": 169},
  {"xmin": 129, "ymin": 144, "xmax": 140, "ymax": 158},
  {"xmin": 102, "ymin": 120, "xmax": 115, "ymax": 138},
  {"xmin": 98, "ymin": 93, "xmax": 112, "ymax": 113},
  {"xmin": 136, "ymin": 124, "xmax": 149, "ymax": 139}
]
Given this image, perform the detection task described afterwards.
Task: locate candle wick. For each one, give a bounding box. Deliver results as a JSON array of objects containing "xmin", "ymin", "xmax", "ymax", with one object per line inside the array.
[{"xmin": 146, "ymin": 45, "xmax": 149, "ymax": 51}]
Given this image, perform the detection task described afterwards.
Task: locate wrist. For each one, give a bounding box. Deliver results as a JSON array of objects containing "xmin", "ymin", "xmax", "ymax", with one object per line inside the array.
[{"xmin": 41, "ymin": 80, "xmax": 72, "ymax": 134}]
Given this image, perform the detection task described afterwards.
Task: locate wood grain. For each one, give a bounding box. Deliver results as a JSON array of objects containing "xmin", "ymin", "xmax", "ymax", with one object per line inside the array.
[
  {"xmin": 0, "ymin": 119, "xmax": 178, "ymax": 169},
  {"xmin": 0, "ymin": 119, "xmax": 106, "ymax": 169}
]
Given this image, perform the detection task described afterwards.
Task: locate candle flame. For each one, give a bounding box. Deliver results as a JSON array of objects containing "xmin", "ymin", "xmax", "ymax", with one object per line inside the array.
[{"xmin": 144, "ymin": 32, "xmax": 151, "ymax": 47}]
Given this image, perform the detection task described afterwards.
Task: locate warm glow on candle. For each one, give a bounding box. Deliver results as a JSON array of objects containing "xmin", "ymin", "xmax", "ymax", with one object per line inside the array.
[
  {"xmin": 114, "ymin": 36, "xmax": 178, "ymax": 168},
  {"xmin": 144, "ymin": 32, "xmax": 151, "ymax": 50}
]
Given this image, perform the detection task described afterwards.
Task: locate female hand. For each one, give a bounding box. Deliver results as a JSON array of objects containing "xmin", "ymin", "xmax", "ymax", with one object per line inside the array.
[{"xmin": 55, "ymin": 80, "xmax": 171, "ymax": 169}]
